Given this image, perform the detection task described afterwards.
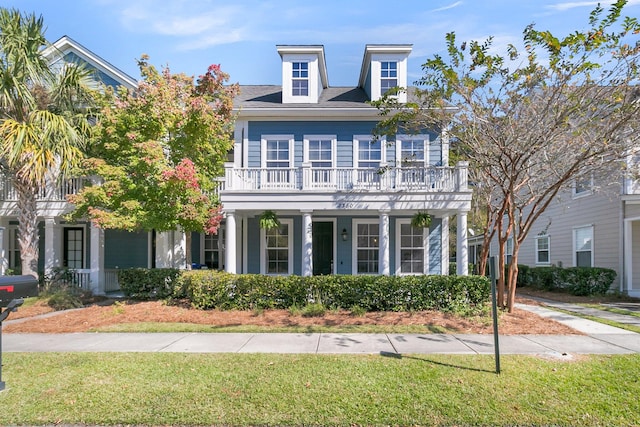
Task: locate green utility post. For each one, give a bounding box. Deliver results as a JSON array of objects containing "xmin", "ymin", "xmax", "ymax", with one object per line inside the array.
[{"xmin": 488, "ymin": 256, "xmax": 501, "ymax": 374}]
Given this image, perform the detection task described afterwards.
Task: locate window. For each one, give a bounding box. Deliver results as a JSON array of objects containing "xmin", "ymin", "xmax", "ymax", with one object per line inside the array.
[
  {"xmin": 305, "ymin": 136, "xmax": 335, "ymax": 185},
  {"xmin": 261, "ymin": 136, "xmax": 294, "ymax": 187},
  {"xmin": 574, "ymin": 226, "xmax": 593, "ymax": 267},
  {"xmin": 63, "ymin": 227, "xmax": 84, "ymax": 269},
  {"xmin": 573, "ymin": 176, "xmax": 593, "ymax": 197},
  {"xmin": 398, "ymin": 222, "xmax": 426, "ymax": 274},
  {"xmin": 380, "ymin": 61, "xmax": 397, "ymax": 94},
  {"xmin": 265, "ymin": 139, "xmax": 291, "ymax": 169},
  {"xmin": 292, "ymin": 62, "xmax": 308, "ymax": 96},
  {"xmin": 357, "ymin": 138, "xmax": 382, "ymax": 168},
  {"xmin": 400, "ymin": 139, "xmax": 426, "ymax": 166},
  {"xmin": 536, "ymin": 235, "xmax": 550, "ymax": 265},
  {"xmin": 262, "ymin": 219, "xmax": 293, "ymax": 275},
  {"xmin": 203, "ymin": 228, "xmax": 224, "ymax": 270},
  {"xmin": 505, "ymin": 237, "xmax": 513, "ymax": 265},
  {"xmin": 354, "ymin": 221, "xmax": 379, "ymax": 274},
  {"xmin": 8, "ymin": 228, "xmax": 20, "ymax": 271}
]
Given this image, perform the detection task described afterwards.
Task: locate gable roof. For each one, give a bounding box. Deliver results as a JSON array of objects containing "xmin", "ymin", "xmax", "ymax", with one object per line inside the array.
[{"xmin": 42, "ymin": 36, "xmax": 138, "ymax": 90}]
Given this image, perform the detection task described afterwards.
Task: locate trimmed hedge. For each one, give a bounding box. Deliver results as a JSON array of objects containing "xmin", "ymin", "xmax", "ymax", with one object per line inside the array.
[
  {"xmin": 117, "ymin": 269, "xmax": 491, "ymax": 313},
  {"xmin": 117, "ymin": 268, "xmax": 182, "ymax": 300},
  {"xmin": 516, "ymin": 265, "xmax": 616, "ymax": 296},
  {"xmin": 177, "ymin": 271, "xmax": 490, "ymax": 313}
]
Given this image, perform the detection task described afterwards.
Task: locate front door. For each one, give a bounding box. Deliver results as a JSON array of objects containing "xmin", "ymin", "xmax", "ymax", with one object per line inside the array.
[{"xmin": 312, "ymin": 222, "xmax": 333, "ymax": 275}]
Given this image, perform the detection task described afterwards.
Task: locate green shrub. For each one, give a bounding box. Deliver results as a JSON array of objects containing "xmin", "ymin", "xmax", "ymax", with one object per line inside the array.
[
  {"xmin": 118, "ymin": 268, "xmax": 182, "ymax": 300},
  {"xmin": 180, "ymin": 272, "xmax": 490, "ymax": 314},
  {"xmin": 525, "ymin": 266, "xmax": 616, "ymax": 296},
  {"xmin": 301, "ymin": 302, "xmax": 326, "ymax": 317},
  {"xmin": 47, "ymin": 290, "xmax": 83, "ymax": 310}
]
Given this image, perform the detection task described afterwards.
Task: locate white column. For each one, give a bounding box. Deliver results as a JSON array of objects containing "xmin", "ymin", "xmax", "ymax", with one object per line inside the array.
[
  {"xmin": 302, "ymin": 210, "xmax": 313, "ymax": 276},
  {"xmin": 44, "ymin": 217, "xmax": 58, "ymax": 274},
  {"xmin": 379, "ymin": 210, "xmax": 390, "ymax": 275},
  {"xmin": 90, "ymin": 222, "xmax": 104, "ymax": 294},
  {"xmin": 441, "ymin": 216, "xmax": 450, "ymax": 275},
  {"xmin": 457, "ymin": 211, "xmax": 469, "ymax": 276},
  {"xmin": 225, "ymin": 211, "xmax": 237, "ymax": 274},
  {"xmin": 174, "ymin": 230, "xmax": 186, "ymax": 269},
  {"xmin": 624, "ymin": 218, "xmax": 633, "ymax": 294}
]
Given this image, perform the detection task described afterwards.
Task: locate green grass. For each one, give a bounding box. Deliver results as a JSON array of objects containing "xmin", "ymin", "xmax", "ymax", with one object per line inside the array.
[
  {"xmin": 93, "ymin": 321, "xmax": 459, "ymax": 334},
  {"xmin": 580, "ymin": 303, "xmax": 640, "ymax": 319},
  {"xmin": 551, "ymin": 307, "xmax": 640, "ymax": 334},
  {"xmin": 1, "ymin": 353, "xmax": 639, "ymax": 426}
]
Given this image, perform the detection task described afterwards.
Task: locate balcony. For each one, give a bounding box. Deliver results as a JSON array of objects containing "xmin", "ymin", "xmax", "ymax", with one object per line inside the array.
[
  {"xmin": 222, "ymin": 162, "xmax": 469, "ymax": 193},
  {"xmin": 0, "ymin": 175, "xmax": 85, "ymax": 202}
]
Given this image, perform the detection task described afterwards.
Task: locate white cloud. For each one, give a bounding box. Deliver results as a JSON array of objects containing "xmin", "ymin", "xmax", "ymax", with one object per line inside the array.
[{"xmin": 431, "ymin": 1, "xmax": 463, "ymax": 13}]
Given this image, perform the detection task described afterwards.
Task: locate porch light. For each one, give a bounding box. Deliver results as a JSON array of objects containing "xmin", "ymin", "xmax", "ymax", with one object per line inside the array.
[{"xmin": 341, "ymin": 228, "xmax": 348, "ymax": 241}]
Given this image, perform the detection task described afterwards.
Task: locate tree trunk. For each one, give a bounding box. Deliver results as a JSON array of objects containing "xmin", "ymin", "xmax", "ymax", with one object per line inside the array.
[
  {"xmin": 15, "ymin": 176, "xmax": 40, "ymax": 278},
  {"xmin": 506, "ymin": 251, "xmax": 520, "ymax": 313}
]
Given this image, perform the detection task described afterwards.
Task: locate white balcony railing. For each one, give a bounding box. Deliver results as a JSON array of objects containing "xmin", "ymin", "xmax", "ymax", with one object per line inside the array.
[
  {"xmin": 223, "ymin": 162, "xmax": 469, "ymax": 193},
  {"xmin": 0, "ymin": 175, "xmax": 86, "ymax": 202}
]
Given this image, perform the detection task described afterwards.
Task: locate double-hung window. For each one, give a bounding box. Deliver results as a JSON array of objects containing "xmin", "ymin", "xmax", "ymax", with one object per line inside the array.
[
  {"xmin": 262, "ymin": 219, "xmax": 293, "ymax": 275},
  {"xmin": 355, "ymin": 137, "xmax": 383, "ymax": 187},
  {"xmin": 292, "ymin": 62, "xmax": 308, "ymax": 96},
  {"xmin": 304, "ymin": 136, "xmax": 335, "ymax": 186},
  {"xmin": 397, "ymin": 221, "xmax": 427, "ymax": 274},
  {"xmin": 380, "ymin": 61, "xmax": 397, "ymax": 94},
  {"xmin": 535, "ymin": 235, "xmax": 550, "ymax": 265},
  {"xmin": 203, "ymin": 228, "xmax": 224, "ymax": 270},
  {"xmin": 262, "ymin": 135, "xmax": 294, "ymax": 188},
  {"xmin": 398, "ymin": 137, "xmax": 427, "ymax": 186},
  {"xmin": 354, "ymin": 220, "xmax": 379, "ymax": 274},
  {"xmin": 574, "ymin": 226, "xmax": 593, "ymax": 267},
  {"xmin": 7, "ymin": 227, "xmax": 20, "ymax": 271}
]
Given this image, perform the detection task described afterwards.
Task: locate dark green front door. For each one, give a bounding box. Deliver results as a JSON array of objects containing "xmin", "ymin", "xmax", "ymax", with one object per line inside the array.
[{"xmin": 313, "ymin": 222, "xmax": 333, "ymax": 275}]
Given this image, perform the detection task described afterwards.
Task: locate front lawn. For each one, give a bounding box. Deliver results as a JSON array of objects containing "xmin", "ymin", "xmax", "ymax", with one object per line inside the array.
[{"xmin": 1, "ymin": 353, "xmax": 638, "ymax": 426}]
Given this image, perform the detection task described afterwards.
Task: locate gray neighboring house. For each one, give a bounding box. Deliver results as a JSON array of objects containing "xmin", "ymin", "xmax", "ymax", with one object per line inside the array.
[{"xmin": 483, "ymin": 171, "xmax": 640, "ymax": 297}]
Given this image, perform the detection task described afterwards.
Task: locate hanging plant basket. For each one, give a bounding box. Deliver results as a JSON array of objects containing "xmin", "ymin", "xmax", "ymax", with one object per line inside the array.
[
  {"xmin": 259, "ymin": 210, "xmax": 281, "ymax": 231},
  {"xmin": 411, "ymin": 211, "xmax": 432, "ymax": 228}
]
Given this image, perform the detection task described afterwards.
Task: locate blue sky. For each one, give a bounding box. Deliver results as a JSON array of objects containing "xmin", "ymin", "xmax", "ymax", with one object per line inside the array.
[{"xmin": 1, "ymin": 0, "xmax": 639, "ymax": 86}]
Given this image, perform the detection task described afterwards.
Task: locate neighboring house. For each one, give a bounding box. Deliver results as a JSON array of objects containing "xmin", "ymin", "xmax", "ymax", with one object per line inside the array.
[
  {"xmin": 487, "ymin": 172, "xmax": 640, "ymax": 297},
  {"xmin": 0, "ymin": 40, "xmax": 473, "ymax": 294}
]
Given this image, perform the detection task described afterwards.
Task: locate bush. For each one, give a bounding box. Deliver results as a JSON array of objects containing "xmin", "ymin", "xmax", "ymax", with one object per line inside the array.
[
  {"xmin": 525, "ymin": 266, "xmax": 616, "ymax": 296},
  {"xmin": 47, "ymin": 290, "xmax": 84, "ymax": 310},
  {"xmin": 180, "ymin": 272, "xmax": 490, "ymax": 314},
  {"xmin": 118, "ymin": 268, "xmax": 182, "ymax": 300}
]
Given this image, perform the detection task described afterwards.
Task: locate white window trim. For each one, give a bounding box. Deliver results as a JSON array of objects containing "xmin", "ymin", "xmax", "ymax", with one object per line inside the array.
[
  {"xmin": 261, "ymin": 135, "xmax": 295, "ymax": 169},
  {"xmin": 395, "ymin": 218, "xmax": 429, "ymax": 275},
  {"xmin": 260, "ymin": 218, "xmax": 294, "ymax": 275},
  {"xmin": 352, "ymin": 218, "xmax": 379, "ymax": 275},
  {"xmin": 354, "ymin": 135, "xmax": 386, "ymax": 168},
  {"xmin": 573, "ymin": 225, "xmax": 594, "ymax": 267},
  {"xmin": 396, "ymin": 135, "xmax": 429, "ymax": 167},
  {"xmin": 535, "ymin": 235, "xmax": 551, "ymax": 265},
  {"xmin": 505, "ymin": 237, "xmax": 513, "ymax": 265},
  {"xmin": 62, "ymin": 224, "xmax": 88, "ymax": 270},
  {"xmin": 291, "ymin": 61, "xmax": 309, "ymax": 97},
  {"xmin": 303, "ymin": 135, "xmax": 337, "ymax": 167}
]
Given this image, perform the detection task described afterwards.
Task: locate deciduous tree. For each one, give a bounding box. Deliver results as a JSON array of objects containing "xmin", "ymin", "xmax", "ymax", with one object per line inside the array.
[
  {"xmin": 68, "ymin": 57, "xmax": 238, "ymax": 268},
  {"xmin": 375, "ymin": 1, "xmax": 640, "ymax": 311}
]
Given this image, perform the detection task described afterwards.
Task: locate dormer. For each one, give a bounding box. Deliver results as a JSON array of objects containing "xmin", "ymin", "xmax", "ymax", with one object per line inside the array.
[
  {"xmin": 358, "ymin": 44, "xmax": 412, "ymax": 103},
  {"xmin": 277, "ymin": 45, "xmax": 328, "ymax": 104}
]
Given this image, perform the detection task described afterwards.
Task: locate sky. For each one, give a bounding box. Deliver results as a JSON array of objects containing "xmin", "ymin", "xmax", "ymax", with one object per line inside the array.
[{"xmin": 1, "ymin": 0, "xmax": 639, "ymax": 87}]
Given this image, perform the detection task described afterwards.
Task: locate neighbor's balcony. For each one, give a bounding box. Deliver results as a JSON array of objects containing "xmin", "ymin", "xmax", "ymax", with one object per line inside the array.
[
  {"xmin": 0, "ymin": 175, "xmax": 85, "ymax": 202},
  {"xmin": 222, "ymin": 162, "xmax": 469, "ymax": 193}
]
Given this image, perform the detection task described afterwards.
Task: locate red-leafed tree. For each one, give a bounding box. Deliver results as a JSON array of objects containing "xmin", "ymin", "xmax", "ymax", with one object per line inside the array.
[{"xmin": 68, "ymin": 56, "xmax": 238, "ymax": 268}]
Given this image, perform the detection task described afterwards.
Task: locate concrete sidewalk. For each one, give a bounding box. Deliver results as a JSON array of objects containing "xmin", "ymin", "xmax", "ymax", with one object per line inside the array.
[{"xmin": 3, "ymin": 303, "xmax": 640, "ymax": 356}]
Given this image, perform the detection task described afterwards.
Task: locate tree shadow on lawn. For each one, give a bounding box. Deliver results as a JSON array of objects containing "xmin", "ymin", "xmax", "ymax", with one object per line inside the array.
[{"xmin": 379, "ymin": 351, "xmax": 496, "ymax": 373}]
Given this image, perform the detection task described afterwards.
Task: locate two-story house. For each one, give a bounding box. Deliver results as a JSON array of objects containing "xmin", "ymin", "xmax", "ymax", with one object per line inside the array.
[
  {"xmin": 216, "ymin": 44, "xmax": 472, "ymax": 278},
  {"xmin": 0, "ymin": 40, "xmax": 473, "ymax": 294}
]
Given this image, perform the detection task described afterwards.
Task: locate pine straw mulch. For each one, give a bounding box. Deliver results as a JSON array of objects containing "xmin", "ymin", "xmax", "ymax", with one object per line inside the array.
[{"xmin": 2, "ymin": 292, "xmax": 580, "ymax": 335}]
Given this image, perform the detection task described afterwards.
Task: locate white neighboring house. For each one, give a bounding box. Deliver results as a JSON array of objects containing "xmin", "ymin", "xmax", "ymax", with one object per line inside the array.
[{"xmin": 0, "ymin": 39, "xmax": 474, "ymax": 294}]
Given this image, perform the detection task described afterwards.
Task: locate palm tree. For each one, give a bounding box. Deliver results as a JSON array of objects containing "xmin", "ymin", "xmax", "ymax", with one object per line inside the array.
[{"xmin": 0, "ymin": 8, "xmax": 95, "ymax": 277}]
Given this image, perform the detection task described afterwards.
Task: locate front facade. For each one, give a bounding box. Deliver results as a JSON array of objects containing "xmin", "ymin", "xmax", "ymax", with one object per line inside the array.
[{"xmin": 0, "ymin": 40, "xmax": 472, "ymax": 294}]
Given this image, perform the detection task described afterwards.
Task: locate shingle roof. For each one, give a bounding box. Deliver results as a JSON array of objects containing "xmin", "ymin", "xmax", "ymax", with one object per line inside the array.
[{"xmin": 235, "ymin": 85, "xmax": 375, "ymax": 109}]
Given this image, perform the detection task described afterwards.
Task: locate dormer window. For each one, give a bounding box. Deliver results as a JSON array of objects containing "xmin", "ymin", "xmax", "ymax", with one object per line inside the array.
[
  {"xmin": 292, "ymin": 62, "xmax": 309, "ymax": 96},
  {"xmin": 380, "ymin": 61, "xmax": 397, "ymax": 94}
]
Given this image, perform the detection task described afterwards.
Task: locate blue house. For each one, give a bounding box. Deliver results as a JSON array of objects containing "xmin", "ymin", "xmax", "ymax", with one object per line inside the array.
[
  {"xmin": 217, "ymin": 44, "xmax": 472, "ymax": 277},
  {"xmin": 0, "ymin": 40, "xmax": 472, "ymax": 294}
]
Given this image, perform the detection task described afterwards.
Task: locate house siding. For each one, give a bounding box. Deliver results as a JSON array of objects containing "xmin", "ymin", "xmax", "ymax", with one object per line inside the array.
[{"xmin": 104, "ymin": 230, "xmax": 148, "ymax": 268}]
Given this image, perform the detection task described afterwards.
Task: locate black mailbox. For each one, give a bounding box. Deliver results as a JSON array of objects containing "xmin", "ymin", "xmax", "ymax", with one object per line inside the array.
[{"xmin": 0, "ymin": 275, "xmax": 38, "ymax": 307}]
